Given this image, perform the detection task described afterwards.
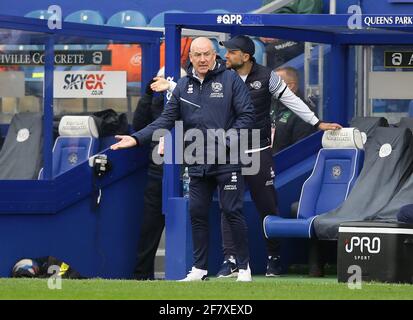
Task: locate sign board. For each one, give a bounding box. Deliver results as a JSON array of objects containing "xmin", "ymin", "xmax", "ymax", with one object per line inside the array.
[
  {"xmin": 0, "ymin": 50, "xmax": 112, "ymax": 66},
  {"xmin": 54, "ymin": 71, "xmax": 127, "ymax": 98},
  {"xmin": 385, "ymin": 51, "xmax": 413, "ymax": 68}
]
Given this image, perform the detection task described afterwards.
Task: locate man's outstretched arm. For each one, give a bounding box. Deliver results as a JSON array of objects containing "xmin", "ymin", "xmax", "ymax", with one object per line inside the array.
[{"xmin": 111, "ymin": 89, "xmax": 181, "ymax": 150}]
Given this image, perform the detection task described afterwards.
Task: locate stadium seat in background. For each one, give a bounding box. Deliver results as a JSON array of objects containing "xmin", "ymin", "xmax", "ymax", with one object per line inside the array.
[
  {"xmin": 218, "ymin": 46, "xmax": 227, "ymax": 59},
  {"xmin": 252, "ymin": 39, "xmax": 265, "ymax": 65},
  {"xmin": 148, "ymin": 10, "xmax": 185, "ymax": 27},
  {"xmin": 64, "ymin": 10, "xmax": 105, "ymax": 25},
  {"xmin": 350, "ymin": 116, "xmax": 389, "ymax": 140},
  {"xmin": 107, "ymin": 10, "xmax": 147, "ymax": 27},
  {"xmin": 314, "ymin": 126, "xmax": 413, "ymax": 240},
  {"xmin": 89, "ymin": 44, "xmax": 108, "ymax": 50},
  {"xmin": 204, "ymin": 9, "xmax": 230, "ymax": 14},
  {"xmin": 39, "ymin": 116, "xmax": 100, "ymax": 179},
  {"xmin": 209, "ymin": 38, "xmax": 227, "ymax": 60},
  {"xmin": 264, "ymin": 129, "xmax": 365, "ymax": 238},
  {"xmin": 24, "ymin": 10, "xmax": 53, "ymax": 20},
  {"xmin": 215, "ymin": 38, "xmax": 265, "ymax": 63},
  {"xmin": 0, "ymin": 113, "xmax": 43, "ymax": 179},
  {"xmin": 55, "ymin": 44, "xmax": 84, "ymax": 51},
  {"xmin": 64, "ymin": 11, "xmax": 105, "ymax": 51},
  {"xmin": 209, "ymin": 38, "xmax": 220, "ymax": 53}
]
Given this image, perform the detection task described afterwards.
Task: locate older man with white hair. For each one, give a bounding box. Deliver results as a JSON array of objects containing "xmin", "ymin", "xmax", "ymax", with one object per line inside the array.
[{"xmin": 111, "ymin": 37, "xmax": 256, "ymax": 281}]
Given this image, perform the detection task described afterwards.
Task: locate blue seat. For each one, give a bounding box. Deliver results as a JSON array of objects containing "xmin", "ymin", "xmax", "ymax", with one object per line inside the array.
[
  {"xmin": 89, "ymin": 44, "xmax": 107, "ymax": 50},
  {"xmin": 52, "ymin": 137, "xmax": 98, "ymax": 176},
  {"xmin": 55, "ymin": 44, "xmax": 84, "ymax": 51},
  {"xmin": 204, "ymin": 9, "xmax": 230, "ymax": 14},
  {"xmin": 64, "ymin": 10, "xmax": 104, "ymax": 25},
  {"xmin": 252, "ymin": 39, "xmax": 265, "ymax": 65},
  {"xmin": 148, "ymin": 10, "xmax": 184, "ymax": 27},
  {"xmin": 210, "ymin": 38, "xmax": 227, "ymax": 58},
  {"xmin": 209, "ymin": 38, "xmax": 220, "ymax": 53},
  {"xmin": 107, "ymin": 10, "xmax": 147, "ymax": 27},
  {"xmin": 264, "ymin": 129, "xmax": 365, "ymax": 238},
  {"xmin": 0, "ymin": 113, "xmax": 43, "ymax": 180},
  {"xmin": 25, "ymin": 10, "xmax": 53, "ymax": 20},
  {"xmin": 218, "ymin": 46, "xmax": 227, "ymax": 59},
  {"xmin": 39, "ymin": 116, "xmax": 99, "ymax": 178}
]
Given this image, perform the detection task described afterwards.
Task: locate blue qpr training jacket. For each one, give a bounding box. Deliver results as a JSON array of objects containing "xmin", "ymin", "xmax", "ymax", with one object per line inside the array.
[{"xmin": 133, "ymin": 61, "xmax": 255, "ymax": 176}]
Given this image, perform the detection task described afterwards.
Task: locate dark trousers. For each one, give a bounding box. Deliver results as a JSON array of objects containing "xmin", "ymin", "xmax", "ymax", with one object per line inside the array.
[
  {"xmin": 189, "ymin": 171, "xmax": 249, "ymax": 270},
  {"xmin": 134, "ymin": 177, "xmax": 165, "ymax": 280},
  {"xmin": 221, "ymin": 148, "xmax": 280, "ymax": 259}
]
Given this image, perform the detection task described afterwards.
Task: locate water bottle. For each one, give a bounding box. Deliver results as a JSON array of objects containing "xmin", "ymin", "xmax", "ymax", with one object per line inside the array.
[{"xmin": 182, "ymin": 167, "xmax": 190, "ymax": 198}]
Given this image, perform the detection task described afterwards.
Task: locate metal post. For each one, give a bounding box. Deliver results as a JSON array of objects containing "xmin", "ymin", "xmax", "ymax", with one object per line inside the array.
[
  {"xmin": 43, "ymin": 36, "xmax": 54, "ymax": 180},
  {"xmin": 329, "ymin": 0, "xmax": 337, "ymax": 14},
  {"xmin": 318, "ymin": 45, "xmax": 324, "ymax": 120},
  {"xmin": 328, "ymin": 44, "xmax": 348, "ymax": 124},
  {"xmin": 363, "ymin": 46, "xmax": 372, "ymax": 117},
  {"xmin": 356, "ymin": 46, "xmax": 364, "ymax": 117},
  {"xmin": 164, "ymin": 24, "xmax": 193, "ymax": 281},
  {"xmin": 304, "ymin": 42, "xmax": 311, "ymax": 102},
  {"xmin": 164, "ymin": 25, "xmax": 182, "ymax": 203},
  {"xmin": 141, "ymin": 41, "xmax": 161, "ymax": 120},
  {"xmin": 141, "ymin": 41, "xmax": 161, "ymax": 93}
]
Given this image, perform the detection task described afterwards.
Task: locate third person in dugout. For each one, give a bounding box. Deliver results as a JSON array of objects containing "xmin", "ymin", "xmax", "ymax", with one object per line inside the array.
[
  {"xmin": 151, "ymin": 35, "xmax": 342, "ymax": 278},
  {"xmin": 271, "ymin": 66, "xmax": 318, "ymax": 154}
]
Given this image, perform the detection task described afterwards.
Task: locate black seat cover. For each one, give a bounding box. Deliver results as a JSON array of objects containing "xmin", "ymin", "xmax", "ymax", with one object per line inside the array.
[{"xmin": 314, "ymin": 127, "xmax": 413, "ymax": 239}]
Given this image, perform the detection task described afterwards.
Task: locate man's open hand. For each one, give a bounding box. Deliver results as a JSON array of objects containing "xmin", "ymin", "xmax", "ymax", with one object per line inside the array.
[
  {"xmin": 110, "ymin": 135, "xmax": 137, "ymax": 150},
  {"xmin": 150, "ymin": 77, "xmax": 171, "ymax": 92}
]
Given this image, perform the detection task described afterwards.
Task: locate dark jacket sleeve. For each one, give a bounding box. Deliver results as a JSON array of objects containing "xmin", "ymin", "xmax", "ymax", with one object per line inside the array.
[
  {"xmin": 132, "ymin": 93, "xmax": 153, "ymax": 132},
  {"xmin": 225, "ymin": 72, "xmax": 255, "ymax": 150},
  {"xmin": 230, "ymin": 72, "xmax": 255, "ymax": 130},
  {"xmin": 133, "ymin": 87, "xmax": 181, "ymax": 146}
]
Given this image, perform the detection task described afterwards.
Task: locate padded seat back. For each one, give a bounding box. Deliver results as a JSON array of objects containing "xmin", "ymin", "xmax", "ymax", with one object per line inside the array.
[
  {"xmin": 263, "ymin": 128, "xmax": 365, "ymax": 239},
  {"xmin": 107, "ymin": 10, "xmax": 147, "ymax": 27},
  {"xmin": 39, "ymin": 116, "xmax": 99, "ymax": 178},
  {"xmin": 350, "ymin": 116, "xmax": 388, "ymax": 140},
  {"xmin": 64, "ymin": 10, "xmax": 104, "ymax": 25},
  {"xmin": 0, "ymin": 113, "xmax": 43, "ymax": 179},
  {"xmin": 298, "ymin": 128, "xmax": 365, "ymax": 219},
  {"xmin": 314, "ymin": 127, "xmax": 413, "ymax": 240}
]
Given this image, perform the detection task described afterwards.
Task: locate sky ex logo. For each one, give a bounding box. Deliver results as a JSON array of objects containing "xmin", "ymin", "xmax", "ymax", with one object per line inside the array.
[
  {"xmin": 63, "ymin": 73, "xmax": 106, "ymax": 95},
  {"xmin": 345, "ymin": 236, "xmax": 381, "ymax": 254}
]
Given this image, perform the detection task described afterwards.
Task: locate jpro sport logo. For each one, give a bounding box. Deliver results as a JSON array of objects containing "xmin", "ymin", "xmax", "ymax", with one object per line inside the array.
[
  {"xmin": 345, "ymin": 236, "xmax": 381, "ymax": 254},
  {"xmin": 63, "ymin": 73, "xmax": 106, "ymax": 94}
]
